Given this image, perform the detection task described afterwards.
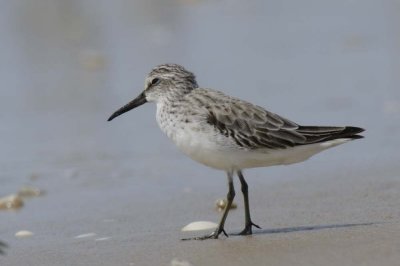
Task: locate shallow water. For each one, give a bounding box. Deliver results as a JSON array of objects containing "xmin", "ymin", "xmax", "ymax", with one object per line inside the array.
[{"xmin": 0, "ymin": 0, "xmax": 399, "ymax": 265}]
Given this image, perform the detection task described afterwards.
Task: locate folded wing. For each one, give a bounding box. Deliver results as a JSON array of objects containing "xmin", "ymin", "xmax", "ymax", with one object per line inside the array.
[{"xmin": 200, "ymin": 90, "xmax": 364, "ymax": 150}]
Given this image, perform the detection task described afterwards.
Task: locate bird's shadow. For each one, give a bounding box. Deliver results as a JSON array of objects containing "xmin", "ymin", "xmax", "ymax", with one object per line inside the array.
[{"xmin": 233, "ymin": 222, "xmax": 376, "ymax": 236}]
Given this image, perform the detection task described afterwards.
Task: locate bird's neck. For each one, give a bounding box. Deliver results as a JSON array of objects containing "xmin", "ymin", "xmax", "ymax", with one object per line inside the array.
[{"xmin": 156, "ymin": 100, "xmax": 180, "ymax": 141}]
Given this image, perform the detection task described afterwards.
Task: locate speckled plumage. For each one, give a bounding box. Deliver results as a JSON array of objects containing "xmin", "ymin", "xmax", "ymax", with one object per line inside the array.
[{"xmin": 108, "ymin": 63, "xmax": 364, "ymax": 239}]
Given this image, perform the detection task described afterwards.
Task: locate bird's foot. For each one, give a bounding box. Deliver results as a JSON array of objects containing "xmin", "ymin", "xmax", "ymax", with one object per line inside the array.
[
  {"xmin": 238, "ymin": 221, "xmax": 261, "ymax": 235},
  {"xmin": 182, "ymin": 227, "xmax": 228, "ymax": 241}
]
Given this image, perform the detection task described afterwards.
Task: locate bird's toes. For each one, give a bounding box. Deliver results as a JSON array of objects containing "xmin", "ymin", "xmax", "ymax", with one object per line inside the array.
[
  {"xmin": 238, "ymin": 221, "xmax": 261, "ymax": 235},
  {"xmin": 181, "ymin": 228, "xmax": 228, "ymax": 241}
]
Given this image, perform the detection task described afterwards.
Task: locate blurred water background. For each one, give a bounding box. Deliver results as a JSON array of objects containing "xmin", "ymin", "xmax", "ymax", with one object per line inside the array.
[
  {"xmin": 1, "ymin": 0, "xmax": 399, "ymax": 180},
  {"xmin": 0, "ymin": 0, "xmax": 399, "ymax": 264}
]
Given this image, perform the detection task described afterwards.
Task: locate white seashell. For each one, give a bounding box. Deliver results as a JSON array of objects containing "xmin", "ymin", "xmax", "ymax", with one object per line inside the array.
[
  {"xmin": 15, "ymin": 230, "xmax": 34, "ymax": 238},
  {"xmin": 181, "ymin": 221, "xmax": 218, "ymax": 232},
  {"xmin": 95, "ymin": 237, "xmax": 111, "ymax": 241},
  {"xmin": 74, "ymin": 233, "xmax": 96, "ymax": 239}
]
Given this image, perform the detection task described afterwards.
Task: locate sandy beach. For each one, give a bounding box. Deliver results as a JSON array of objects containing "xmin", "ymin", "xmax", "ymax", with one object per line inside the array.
[{"xmin": 1, "ymin": 154, "xmax": 400, "ymax": 266}]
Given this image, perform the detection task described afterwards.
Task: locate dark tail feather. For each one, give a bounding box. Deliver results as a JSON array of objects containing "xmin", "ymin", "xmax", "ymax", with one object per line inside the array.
[
  {"xmin": 297, "ymin": 126, "xmax": 365, "ymax": 143},
  {"xmin": 339, "ymin": 126, "xmax": 365, "ymax": 139}
]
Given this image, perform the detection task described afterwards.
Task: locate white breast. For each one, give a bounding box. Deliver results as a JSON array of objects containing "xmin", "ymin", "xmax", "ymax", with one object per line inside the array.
[{"xmin": 156, "ymin": 102, "xmax": 238, "ymax": 169}]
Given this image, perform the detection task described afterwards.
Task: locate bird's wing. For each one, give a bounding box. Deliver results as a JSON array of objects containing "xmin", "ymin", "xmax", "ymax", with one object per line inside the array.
[{"xmin": 192, "ymin": 89, "xmax": 363, "ymax": 150}]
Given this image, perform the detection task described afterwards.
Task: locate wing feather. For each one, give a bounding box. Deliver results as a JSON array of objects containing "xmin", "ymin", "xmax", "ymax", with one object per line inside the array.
[{"xmin": 194, "ymin": 89, "xmax": 364, "ymax": 150}]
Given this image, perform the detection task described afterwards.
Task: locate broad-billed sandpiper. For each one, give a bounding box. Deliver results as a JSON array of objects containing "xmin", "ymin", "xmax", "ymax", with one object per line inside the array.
[{"xmin": 108, "ymin": 64, "xmax": 364, "ymax": 240}]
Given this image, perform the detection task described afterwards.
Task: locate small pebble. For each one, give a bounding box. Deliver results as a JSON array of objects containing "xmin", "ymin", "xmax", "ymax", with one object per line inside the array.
[
  {"xmin": 29, "ymin": 173, "xmax": 40, "ymax": 181},
  {"xmin": 80, "ymin": 49, "xmax": 106, "ymax": 70},
  {"xmin": 182, "ymin": 221, "xmax": 218, "ymax": 232},
  {"xmin": 0, "ymin": 194, "xmax": 24, "ymax": 210},
  {"xmin": 15, "ymin": 230, "xmax": 34, "ymax": 238},
  {"xmin": 17, "ymin": 186, "xmax": 44, "ymax": 198},
  {"xmin": 170, "ymin": 258, "xmax": 193, "ymax": 266}
]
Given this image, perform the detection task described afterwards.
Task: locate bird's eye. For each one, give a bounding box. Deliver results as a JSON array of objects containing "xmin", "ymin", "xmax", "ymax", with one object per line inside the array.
[{"xmin": 151, "ymin": 78, "xmax": 160, "ymax": 85}]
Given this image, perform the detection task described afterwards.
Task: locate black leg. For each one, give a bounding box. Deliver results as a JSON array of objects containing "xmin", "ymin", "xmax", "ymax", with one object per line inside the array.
[
  {"xmin": 185, "ymin": 171, "xmax": 235, "ymax": 240},
  {"xmin": 237, "ymin": 170, "xmax": 260, "ymax": 235}
]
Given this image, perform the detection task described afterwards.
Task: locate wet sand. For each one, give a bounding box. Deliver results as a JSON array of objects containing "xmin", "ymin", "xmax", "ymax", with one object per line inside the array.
[{"xmin": 1, "ymin": 156, "xmax": 399, "ymax": 266}]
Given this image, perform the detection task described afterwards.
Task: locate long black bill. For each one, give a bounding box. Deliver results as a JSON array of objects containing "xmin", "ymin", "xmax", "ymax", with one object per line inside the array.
[{"xmin": 107, "ymin": 92, "xmax": 147, "ymax": 121}]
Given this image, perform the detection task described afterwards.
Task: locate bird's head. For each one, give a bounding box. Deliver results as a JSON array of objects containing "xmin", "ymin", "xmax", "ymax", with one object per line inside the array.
[{"xmin": 108, "ymin": 64, "xmax": 197, "ymax": 121}]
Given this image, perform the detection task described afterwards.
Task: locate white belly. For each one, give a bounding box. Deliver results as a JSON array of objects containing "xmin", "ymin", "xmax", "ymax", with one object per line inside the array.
[
  {"xmin": 171, "ymin": 126, "xmax": 233, "ymax": 169},
  {"xmin": 161, "ymin": 120, "xmax": 351, "ymax": 171}
]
